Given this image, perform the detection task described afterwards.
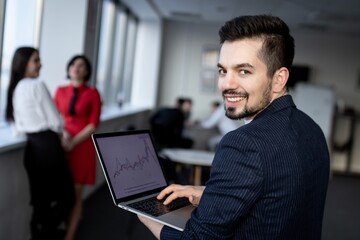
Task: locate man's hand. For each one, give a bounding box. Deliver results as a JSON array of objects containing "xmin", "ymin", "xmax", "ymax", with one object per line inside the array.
[
  {"xmin": 138, "ymin": 215, "xmax": 163, "ymax": 239},
  {"xmin": 157, "ymin": 184, "xmax": 205, "ymax": 206},
  {"xmin": 139, "ymin": 184, "xmax": 205, "ymax": 238}
]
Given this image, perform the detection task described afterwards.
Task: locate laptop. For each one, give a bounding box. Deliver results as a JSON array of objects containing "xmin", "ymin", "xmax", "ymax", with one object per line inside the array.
[{"xmin": 92, "ymin": 129, "xmax": 195, "ymax": 231}]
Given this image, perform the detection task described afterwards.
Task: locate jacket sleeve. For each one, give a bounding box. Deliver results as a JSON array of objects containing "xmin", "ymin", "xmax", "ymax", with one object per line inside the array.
[{"xmin": 161, "ymin": 130, "xmax": 264, "ymax": 239}]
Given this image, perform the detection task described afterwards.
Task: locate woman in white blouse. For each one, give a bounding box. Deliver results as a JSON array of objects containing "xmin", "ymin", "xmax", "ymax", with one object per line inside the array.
[{"xmin": 5, "ymin": 47, "xmax": 75, "ymax": 240}]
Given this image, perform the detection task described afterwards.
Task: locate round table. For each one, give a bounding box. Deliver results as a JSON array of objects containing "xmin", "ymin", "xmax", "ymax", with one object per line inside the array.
[{"xmin": 160, "ymin": 148, "xmax": 214, "ymax": 185}]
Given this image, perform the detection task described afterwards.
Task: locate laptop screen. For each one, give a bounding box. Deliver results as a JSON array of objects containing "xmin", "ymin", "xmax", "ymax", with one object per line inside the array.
[{"xmin": 93, "ymin": 130, "xmax": 168, "ymax": 200}]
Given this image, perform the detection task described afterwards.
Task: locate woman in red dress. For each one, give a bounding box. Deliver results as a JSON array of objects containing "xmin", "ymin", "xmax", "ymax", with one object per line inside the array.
[{"xmin": 54, "ymin": 55, "xmax": 101, "ymax": 240}]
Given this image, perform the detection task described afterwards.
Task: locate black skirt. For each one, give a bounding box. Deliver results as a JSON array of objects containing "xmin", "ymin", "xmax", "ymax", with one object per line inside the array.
[{"xmin": 25, "ymin": 130, "xmax": 75, "ymax": 212}]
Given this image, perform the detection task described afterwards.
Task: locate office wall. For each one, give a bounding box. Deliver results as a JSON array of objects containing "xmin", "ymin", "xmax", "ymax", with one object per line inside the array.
[
  {"xmin": 40, "ymin": 0, "xmax": 88, "ymax": 95},
  {"xmin": 158, "ymin": 21, "xmax": 223, "ymax": 119},
  {"xmin": 158, "ymin": 20, "xmax": 360, "ymax": 120},
  {"xmin": 293, "ymin": 31, "xmax": 360, "ymax": 108}
]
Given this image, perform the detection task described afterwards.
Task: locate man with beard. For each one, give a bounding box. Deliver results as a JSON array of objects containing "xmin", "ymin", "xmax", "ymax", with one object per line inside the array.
[{"xmin": 139, "ymin": 15, "xmax": 330, "ymax": 240}]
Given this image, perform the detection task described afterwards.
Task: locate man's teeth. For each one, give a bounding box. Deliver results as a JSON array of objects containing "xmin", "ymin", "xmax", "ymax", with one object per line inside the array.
[{"xmin": 227, "ymin": 96, "xmax": 244, "ymax": 102}]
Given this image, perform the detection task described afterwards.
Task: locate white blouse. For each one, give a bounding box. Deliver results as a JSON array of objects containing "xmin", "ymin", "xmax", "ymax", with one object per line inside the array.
[
  {"xmin": 13, "ymin": 78, "xmax": 63, "ymax": 134},
  {"xmin": 201, "ymin": 104, "xmax": 240, "ymax": 135}
]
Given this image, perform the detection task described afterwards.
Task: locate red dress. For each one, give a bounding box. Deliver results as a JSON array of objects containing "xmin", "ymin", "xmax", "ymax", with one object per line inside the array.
[{"xmin": 54, "ymin": 84, "xmax": 101, "ymax": 185}]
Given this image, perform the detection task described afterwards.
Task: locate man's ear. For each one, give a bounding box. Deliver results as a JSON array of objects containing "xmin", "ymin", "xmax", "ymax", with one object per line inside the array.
[{"xmin": 272, "ymin": 67, "xmax": 289, "ymax": 93}]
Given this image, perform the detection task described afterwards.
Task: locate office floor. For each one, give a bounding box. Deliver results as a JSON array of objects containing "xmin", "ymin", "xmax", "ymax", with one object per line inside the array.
[
  {"xmin": 322, "ymin": 174, "xmax": 360, "ymax": 240},
  {"xmin": 75, "ymin": 183, "xmax": 156, "ymax": 240},
  {"xmin": 75, "ymin": 174, "xmax": 360, "ymax": 240}
]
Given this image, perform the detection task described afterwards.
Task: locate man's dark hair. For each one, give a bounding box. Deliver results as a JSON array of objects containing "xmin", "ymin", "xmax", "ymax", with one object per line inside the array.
[
  {"xmin": 218, "ymin": 15, "xmax": 295, "ymax": 80},
  {"xmin": 176, "ymin": 97, "xmax": 192, "ymax": 108}
]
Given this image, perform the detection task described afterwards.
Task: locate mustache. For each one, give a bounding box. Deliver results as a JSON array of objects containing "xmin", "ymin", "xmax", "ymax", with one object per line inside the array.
[{"xmin": 222, "ymin": 90, "xmax": 248, "ymax": 98}]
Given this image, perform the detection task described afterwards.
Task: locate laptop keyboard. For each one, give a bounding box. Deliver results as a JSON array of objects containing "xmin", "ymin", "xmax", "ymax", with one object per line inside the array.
[{"xmin": 128, "ymin": 196, "xmax": 190, "ymax": 217}]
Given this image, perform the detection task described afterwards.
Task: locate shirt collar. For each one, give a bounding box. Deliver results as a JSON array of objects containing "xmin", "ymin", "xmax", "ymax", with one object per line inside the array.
[{"xmin": 70, "ymin": 83, "xmax": 87, "ymax": 91}]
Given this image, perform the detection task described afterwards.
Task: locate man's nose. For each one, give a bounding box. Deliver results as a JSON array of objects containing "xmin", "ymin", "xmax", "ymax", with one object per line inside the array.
[{"xmin": 222, "ymin": 72, "xmax": 238, "ymax": 90}]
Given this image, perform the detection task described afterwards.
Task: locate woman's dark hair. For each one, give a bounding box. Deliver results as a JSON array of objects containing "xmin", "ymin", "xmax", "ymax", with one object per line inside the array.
[
  {"xmin": 66, "ymin": 55, "xmax": 92, "ymax": 82},
  {"xmin": 218, "ymin": 15, "xmax": 295, "ymax": 80},
  {"xmin": 5, "ymin": 47, "xmax": 38, "ymax": 122}
]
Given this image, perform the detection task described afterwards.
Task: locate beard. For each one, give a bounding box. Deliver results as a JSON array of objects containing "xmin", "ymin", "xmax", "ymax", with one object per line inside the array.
[{"xmin": 224, "ymin": 81, "xmax": 272, "ymax": 120}]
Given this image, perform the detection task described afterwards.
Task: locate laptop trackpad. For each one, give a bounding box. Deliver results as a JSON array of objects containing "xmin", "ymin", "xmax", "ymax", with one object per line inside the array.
[{"xmin": 158, "ymin": 205, "xmax": 195, "ymax": 230}]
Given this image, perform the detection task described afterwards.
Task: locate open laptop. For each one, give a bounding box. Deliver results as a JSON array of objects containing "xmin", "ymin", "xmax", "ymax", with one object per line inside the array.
[{"xmin": 92, "ymin": 129, "xmax": 195, "ymax": 231}]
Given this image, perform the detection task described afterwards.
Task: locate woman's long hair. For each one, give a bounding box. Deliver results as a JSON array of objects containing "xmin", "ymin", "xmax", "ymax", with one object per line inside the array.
[{"xmin": 5, "ymin": 47, "xmax": 38, "ymax": 122}]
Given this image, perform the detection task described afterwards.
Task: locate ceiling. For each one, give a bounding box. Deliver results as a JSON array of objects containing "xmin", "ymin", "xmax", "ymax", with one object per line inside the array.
[{"xmin": 123, "ymin": 0, "xmax": 360, "ymax": 36}]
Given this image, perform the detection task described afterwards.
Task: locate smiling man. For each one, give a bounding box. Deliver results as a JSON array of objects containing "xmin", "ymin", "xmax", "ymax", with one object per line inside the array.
[{"xmin": 139, "ymin": 15, "xmax": 330, "ymax": 240}]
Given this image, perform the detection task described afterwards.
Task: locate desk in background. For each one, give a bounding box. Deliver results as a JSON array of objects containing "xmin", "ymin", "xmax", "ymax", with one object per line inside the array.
[{"xmin": 160, "ymin": 148, "xmax": 214, "ymax": 185}]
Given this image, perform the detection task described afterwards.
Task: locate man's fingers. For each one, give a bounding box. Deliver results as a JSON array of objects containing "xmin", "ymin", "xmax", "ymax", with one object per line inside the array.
[
  {"xmin": 162, "ymin": 189, "xmax": 190, "ymax": 205},
  {"xmin": 157, "ymin": 184, "xmax": 203, "ymax": 205},
  {"xmin": 157, "ymin": 184, "xmax": 179, "ymax": 199}
]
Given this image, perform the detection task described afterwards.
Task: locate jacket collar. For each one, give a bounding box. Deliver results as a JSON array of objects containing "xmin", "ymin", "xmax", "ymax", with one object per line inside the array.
[{"xmin": 253, "ymin": 95, "xmax": 296, "ymax": 121}]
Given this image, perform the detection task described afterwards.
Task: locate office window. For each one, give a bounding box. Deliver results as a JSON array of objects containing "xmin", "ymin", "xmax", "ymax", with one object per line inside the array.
[
  {"xmin": 109, "ymin": 5, "xmax": 127, "ymax": 106},
  {"xmin": 96, "ymin": 0, "xmax": 137, "ymax": 107},
  {"xmin": 0, "ymin": 0, "xmax": 43, "ymax": 126},
  {"xmin": 121, "ymin": 14, "xmax": 137, "ymax": 103}
]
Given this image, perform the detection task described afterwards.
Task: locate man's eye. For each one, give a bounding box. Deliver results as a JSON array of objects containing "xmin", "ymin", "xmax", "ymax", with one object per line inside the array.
[
  {"xmin": 218, "ymin": 69, "xmax": 226, "ymax": 75},
  {"xmin": 239, "ymin": 69, "xmax": 250, "ymax": 75}
]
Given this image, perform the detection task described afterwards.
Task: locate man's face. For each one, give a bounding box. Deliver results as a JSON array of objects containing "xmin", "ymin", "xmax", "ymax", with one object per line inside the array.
[
  {"xmin": 181, "ymin": 101, "xmax": 192, "ymax": 114},
  {"xmin": 217, "ymin": 38, "xmax": 274, "ymax": 120}
]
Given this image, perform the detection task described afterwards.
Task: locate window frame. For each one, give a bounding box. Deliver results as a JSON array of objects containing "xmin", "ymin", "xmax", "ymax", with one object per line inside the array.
[{"xmin": 92, "ymin": 0, "xmax": 138, "ymax": 107}]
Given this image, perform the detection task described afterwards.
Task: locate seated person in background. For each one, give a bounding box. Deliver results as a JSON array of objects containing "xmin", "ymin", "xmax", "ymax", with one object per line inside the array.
[
  {"xmin": 150, "ymin": 97, "xmax": 194, "ymax": 150},
  {"xmin": 177, "ymin": 97, "xmax": 193, "ymax": 126},
  {"xmin": 150, "ymin": 97, "xmax": 194, "ymax": 184},
  {"xmin": 200, "ymin": 101, "xmax": 243, "ymax": 151}
]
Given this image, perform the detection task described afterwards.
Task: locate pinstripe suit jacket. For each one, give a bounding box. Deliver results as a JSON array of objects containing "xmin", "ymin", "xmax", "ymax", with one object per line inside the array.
[{"xmin": 161, "ymin": 95, "xmax": 330, "ymax": 240}]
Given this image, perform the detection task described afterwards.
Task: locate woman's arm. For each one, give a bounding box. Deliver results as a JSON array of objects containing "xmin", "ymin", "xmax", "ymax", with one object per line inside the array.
[{"xmin": 62, "ymin": 123, "xmax": 96, "ymax": 151}]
